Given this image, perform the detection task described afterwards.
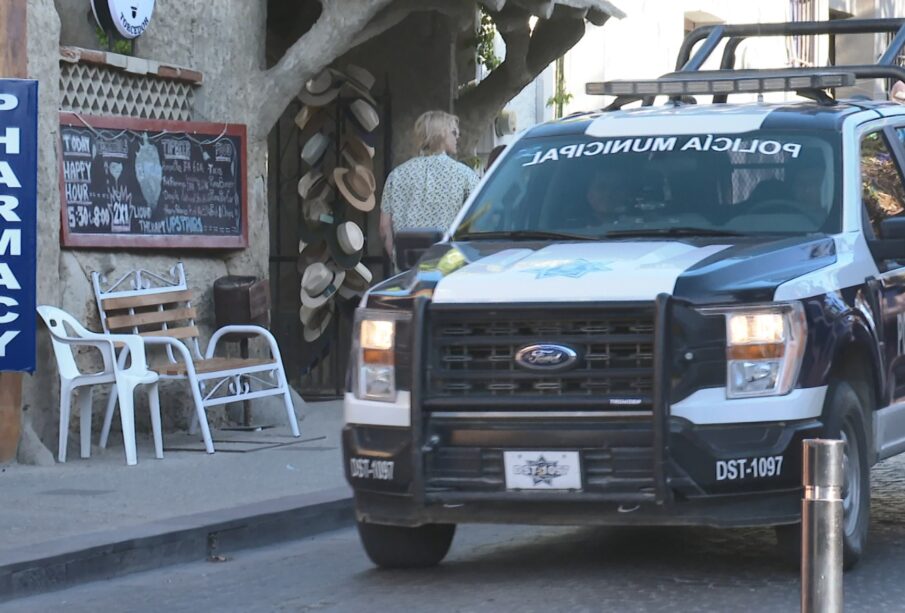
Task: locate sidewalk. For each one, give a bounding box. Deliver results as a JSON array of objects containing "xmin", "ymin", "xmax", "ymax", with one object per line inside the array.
[{"xmin": 0, "ymin": 399, "xmax": 353, "ymax": 601}]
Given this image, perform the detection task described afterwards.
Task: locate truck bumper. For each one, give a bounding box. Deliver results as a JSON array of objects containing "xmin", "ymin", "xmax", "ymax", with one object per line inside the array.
[
  {"xmin": 342, "ymin": 415, "xmax": 822, "ymax": 529},
  {"xmin": 343, "ymin": 294, "xmax": 823, "ymax": 529}
]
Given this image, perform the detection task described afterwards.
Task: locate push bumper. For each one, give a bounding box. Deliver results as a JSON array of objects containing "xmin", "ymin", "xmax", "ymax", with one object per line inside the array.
[
  {"xmin": 342, "ymin": 415, "xmax": 822, "ymax": 528},
  {"xmin": 343, "ymin": 295, "xmax": 824, "ymax": 528}
]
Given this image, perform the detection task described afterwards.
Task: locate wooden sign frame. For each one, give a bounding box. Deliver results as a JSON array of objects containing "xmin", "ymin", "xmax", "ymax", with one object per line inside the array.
[{"xmin": 58, "ymin": 112, "xmax": 248, "ymax": 249}]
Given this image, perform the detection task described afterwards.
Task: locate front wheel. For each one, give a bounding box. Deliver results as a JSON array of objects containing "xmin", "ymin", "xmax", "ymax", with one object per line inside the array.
[
  {"xmin": 775, "ymin": 379, "xmax": 871, "ymax": 570},
  {"xmin": 357, "ymin": 521, "xmax": 455, "ymax": 569}
]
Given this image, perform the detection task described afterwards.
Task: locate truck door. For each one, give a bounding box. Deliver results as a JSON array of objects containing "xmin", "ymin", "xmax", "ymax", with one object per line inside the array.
[{"xmin": 862, "ymin": 127, "xmax": 905, "ymax": 403}]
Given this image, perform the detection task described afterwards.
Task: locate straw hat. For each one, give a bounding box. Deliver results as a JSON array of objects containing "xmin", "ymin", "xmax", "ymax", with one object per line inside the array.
[
  {"xmin": 340, "ymin": 64, "xmax": 377, "ymax": 105},
  {"xmin": 327, "ymin": 221, "xmax": 365, "ymax": 269},
  {"xmin": 341, "ymin": 135, "xmax": 375, "ymax": 172},
  {"xmin": 348, "ymin": 99, "xmax": 379, "ymax": 132},
  {"xmin": 333, "ymin": 164, "xmax": 376, "ymax": 212},
  {"xmin": 297, "ymin": 238, "xmax": 329, "ymax": 273},
  {"xmin": 300, "ymin": 261, "xmax": 345, "ymax": 308},
  {"xmin": 299, "ymin": 184, "xmax": 335, "ymax": 242},
  {"xmin": 298, "ymin": 69, "xmax": 342, "ymax": 107},
  {"xmin": 301, "ymin": 132, "xmax": 330, "ymax": 166},
  {"xmin": 337, "ymin": 222, "xmax": 364, "ymax": 254},
  {"xmin": 294, "ymin": 105, "xmax": 324, "ymax": 132},
  {"xmin": 339, "ymin": 262, "xmax": 374, "ymax": 299},
  {"xmin": 300, "ymin": 301, "xmax": 334, "ymax": 342},
  {"xmin": 297, "ymin": 169, "xmax": 325, "ymax": 198},
  {"xmin": 346, "ymin": 64, "xmax": 376, "ymax": 92}
]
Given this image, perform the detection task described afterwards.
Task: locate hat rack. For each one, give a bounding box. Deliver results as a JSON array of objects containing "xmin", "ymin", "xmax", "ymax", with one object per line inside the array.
[{"xmin": 296, "ymin": 65, "xmax": 380, "ymax": 350}]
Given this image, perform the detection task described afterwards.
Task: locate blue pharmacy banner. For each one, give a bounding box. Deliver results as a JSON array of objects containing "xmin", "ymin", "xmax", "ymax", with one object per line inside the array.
[{"xmin": 0, "ymin": 80, "xmax": 37, "ymax": 372}]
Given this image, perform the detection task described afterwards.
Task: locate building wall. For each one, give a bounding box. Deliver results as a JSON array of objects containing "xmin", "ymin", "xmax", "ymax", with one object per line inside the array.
[{"xmin": 24, "ymin": 0, "xmax": 275, "ymax": 447}]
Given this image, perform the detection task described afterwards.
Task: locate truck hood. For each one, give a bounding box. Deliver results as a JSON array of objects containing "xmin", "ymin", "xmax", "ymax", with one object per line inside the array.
[
  {"xmin": 432, "ymin": 241, "xmax": 729, "ymax": 303},
  {"xmin": 367, "ymin": 235, "xmax": 840, "ymax": 308}
]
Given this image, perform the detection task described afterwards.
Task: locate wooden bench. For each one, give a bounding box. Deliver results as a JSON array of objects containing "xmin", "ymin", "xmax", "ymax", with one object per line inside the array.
[{"xmin": 92, "ymin": 263, "xmax": 300, "ymax": 454}]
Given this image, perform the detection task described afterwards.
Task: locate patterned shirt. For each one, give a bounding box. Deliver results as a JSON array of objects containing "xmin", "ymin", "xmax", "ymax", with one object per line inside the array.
[{"xmin": 381, "ymin": 153, "xmax": 480, "ymax": 233}]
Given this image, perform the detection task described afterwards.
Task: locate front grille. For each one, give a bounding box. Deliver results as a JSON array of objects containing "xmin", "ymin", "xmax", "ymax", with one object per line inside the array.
[
  {"xmin": 426, "ymin": 304, "xmax": 656, "ymax": 405},
  {"xmin": 425, "ymin": 446, "xmax": 656, "ymax": 495}
]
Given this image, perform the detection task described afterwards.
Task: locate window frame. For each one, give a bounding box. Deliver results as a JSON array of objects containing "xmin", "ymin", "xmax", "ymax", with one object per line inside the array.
[{"xmin": 858, "ymin": 125, "xmax": 905, "ymax": 241}]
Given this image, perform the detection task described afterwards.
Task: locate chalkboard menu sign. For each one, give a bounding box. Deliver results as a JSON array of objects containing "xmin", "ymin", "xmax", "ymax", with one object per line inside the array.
[{"xmin": 59, "ymin": 113, "xmax": 247, "ymax": 249}]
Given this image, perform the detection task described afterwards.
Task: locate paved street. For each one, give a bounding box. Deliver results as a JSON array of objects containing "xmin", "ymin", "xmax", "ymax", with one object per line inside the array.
[{"xmin": 6, "ymin": 455, "xmax": 905, "ymax": 612}]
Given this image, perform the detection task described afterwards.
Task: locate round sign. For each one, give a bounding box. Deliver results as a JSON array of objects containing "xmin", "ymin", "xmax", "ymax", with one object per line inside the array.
[{"xmin": 91, "ymin": 0, "xmax": 156, "ymax": 40}]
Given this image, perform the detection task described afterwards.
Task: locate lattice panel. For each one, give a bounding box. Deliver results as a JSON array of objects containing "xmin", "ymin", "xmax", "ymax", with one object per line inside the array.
[{"xmin": 60, "ymin": 62, "xmax": 195, "ymax": 121}]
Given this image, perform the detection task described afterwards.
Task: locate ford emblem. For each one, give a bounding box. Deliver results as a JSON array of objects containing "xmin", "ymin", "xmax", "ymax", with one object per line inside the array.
[{"xmin": 515, "ymin": 344, "xmax": 579, "ymax": 371}]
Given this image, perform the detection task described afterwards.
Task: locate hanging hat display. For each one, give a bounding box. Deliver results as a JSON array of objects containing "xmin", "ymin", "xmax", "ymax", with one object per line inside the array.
[
  {"xmin": 300, "ymin": 301, "xmax": 335, "ymax": 342},
  {"xmin": 326, "ymin": 220, "xmax": 365, "ymax": 269},
  {"xmin": 333, "ymin": 165, "xmax": 376, "ymax": 212},
  {"xmin": 348, "ymin": 99, "xmax": 380, "ymax": 133},
  {"xmin": 300, "ymin": 261, "xmax": 346, "ymax": 308},
  {"xmin": 298, "ymin": 69, "xmax": 342, "ymax": 107},
  {"xmin": 292, "ymin": 63, "xmax": 383, "ymax": 338}
]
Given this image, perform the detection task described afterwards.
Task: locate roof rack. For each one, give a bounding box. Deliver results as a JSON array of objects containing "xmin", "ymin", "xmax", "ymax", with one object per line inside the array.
[{"xmin": 587, "ymin": 18, "xmax": 905, "ymax": 110}]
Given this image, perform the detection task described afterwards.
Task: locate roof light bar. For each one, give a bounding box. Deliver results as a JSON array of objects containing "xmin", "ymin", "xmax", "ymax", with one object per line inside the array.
[{"xmin": 586, "ymin": 70, "xmax": 855, "ymax": 97}]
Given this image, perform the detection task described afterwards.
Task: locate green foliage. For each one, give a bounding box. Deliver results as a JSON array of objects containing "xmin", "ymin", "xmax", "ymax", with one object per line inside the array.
[
  {"xmin": 546, "ymin": 90, "xmax": 574, "ymax": 110},
  {"xmin": 546, "ymin": 57, "xmax": 571, "ymax": 118},
  {"xmin": 95, "ymin": 26, "xmax": 133, "ymax": 56},
  {"xmin": 475, "ymin": 9, "xmax": 501, "ymax": 72}
]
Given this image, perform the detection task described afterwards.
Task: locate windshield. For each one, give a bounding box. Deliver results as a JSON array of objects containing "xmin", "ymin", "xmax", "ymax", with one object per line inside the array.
[{"xmin": 454, "ymin": 129, "xmax": 841, "ymax": 239}]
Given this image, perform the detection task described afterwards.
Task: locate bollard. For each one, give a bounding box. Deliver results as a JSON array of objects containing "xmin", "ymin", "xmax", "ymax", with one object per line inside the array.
[{"xmin": 801, "ymin": 439, "xmax": 844, "ymax": 613}]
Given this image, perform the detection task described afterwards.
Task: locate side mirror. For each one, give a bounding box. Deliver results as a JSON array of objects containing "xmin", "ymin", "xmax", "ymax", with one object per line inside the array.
[
  {"xmin": 395, "ymin": 228, "xmax": 444, "ymax": 271},
  {"xmin": 881, "ymin": 217, "xmax": 905, "ymax": 239}
]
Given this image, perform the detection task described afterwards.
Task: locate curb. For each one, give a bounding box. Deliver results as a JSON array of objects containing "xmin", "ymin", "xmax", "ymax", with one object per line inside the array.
[{"xmin": 0, "ymin": 486, "xmax": 354, "ymax": 603}]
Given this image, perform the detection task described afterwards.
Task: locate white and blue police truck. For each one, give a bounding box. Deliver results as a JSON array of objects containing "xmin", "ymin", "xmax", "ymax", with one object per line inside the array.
[{"xmin": 343, "ymin": 18, "xmax": 905, "ymax": 570}]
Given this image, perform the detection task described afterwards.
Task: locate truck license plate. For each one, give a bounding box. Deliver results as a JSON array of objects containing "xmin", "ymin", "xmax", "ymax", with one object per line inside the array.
[{"xmin": 503, "ymin": 451, "xmax": 581, "ymax": 490}]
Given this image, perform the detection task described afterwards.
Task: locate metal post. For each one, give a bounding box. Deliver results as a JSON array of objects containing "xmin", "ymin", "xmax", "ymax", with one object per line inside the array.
[{"xmin": 801, "ymin": 439, "xmax": 844, "ymax": 613}]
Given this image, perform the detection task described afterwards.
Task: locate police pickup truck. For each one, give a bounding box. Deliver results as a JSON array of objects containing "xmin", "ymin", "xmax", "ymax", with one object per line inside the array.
[{"xmin": 343, "ymin": 19, "xmax": 905, "ymax": 570}]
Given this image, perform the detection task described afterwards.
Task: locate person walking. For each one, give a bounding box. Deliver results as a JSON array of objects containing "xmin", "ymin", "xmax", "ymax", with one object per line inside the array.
[{"xmin": 379, "ymin": 110, "xmax": 479, "ymax": 268}]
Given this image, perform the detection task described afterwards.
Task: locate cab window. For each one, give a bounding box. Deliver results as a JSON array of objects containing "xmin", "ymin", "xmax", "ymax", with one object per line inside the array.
[
  {"xmin": 861, "ymin": 130, "xmax": 905, "ymax": 238},
  {"xmin": 455, "ymin": 129, "xmax": 840, "ymax": 238}
]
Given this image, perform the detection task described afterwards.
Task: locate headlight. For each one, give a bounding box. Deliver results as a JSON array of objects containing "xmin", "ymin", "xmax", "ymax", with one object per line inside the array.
[
  {"xmin": 703, "ymin": 303, "xmax": 807, "ymax": 399},
  {"xmin": 353, "ymin": 309, "xmax": 410, "ymax": 402}
]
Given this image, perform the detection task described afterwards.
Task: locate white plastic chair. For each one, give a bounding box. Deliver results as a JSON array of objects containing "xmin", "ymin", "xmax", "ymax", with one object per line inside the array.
[{"xmin": 37, "ymin": 305, "xmax": 163, "ymax": 466}]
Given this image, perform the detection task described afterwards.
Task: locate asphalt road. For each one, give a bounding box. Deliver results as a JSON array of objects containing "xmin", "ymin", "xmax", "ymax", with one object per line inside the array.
[{"xmin": 9, "ymin": 456, "xmax": 905, "ymax": 612}]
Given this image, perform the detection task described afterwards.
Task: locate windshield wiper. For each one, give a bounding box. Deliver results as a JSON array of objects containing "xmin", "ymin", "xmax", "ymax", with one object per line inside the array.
[
  {"xmin": 604, "ymin": 227, "xmax": 744, "ymax": 238},
  {"xmin": 454, "ymin": 230, "xmax": 598, "ymax": 241}
]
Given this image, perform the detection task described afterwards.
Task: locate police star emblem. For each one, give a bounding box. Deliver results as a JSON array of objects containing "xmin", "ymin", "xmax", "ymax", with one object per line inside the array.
[
  {"xmin": 526, "ymin": 455, "xmax": 561, "ymax": 485},
  {"xmin": 522, "ymin": 259, "xmax": 610, "ymax": 279}
]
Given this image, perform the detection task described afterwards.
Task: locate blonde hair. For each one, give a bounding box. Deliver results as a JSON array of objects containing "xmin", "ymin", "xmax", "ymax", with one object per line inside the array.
[{"xmin": 415, "ymin": 110, "xmax": 459, "ymax": 155}]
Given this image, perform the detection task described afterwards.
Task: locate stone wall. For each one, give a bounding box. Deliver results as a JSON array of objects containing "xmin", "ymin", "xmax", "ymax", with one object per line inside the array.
[{"xmin": 22, "ymin": 0, "xmax": 276, "ymax": 450}]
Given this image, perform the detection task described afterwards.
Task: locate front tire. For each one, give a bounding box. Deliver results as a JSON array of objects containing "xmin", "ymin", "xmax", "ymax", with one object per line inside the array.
[
  {"xmin": 357, "ymin": 521, "xmax": 455, "ymax": 568},
  {"xmin": 775, "ymin": 379, "xmax": 871, "ymax": 570}
]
